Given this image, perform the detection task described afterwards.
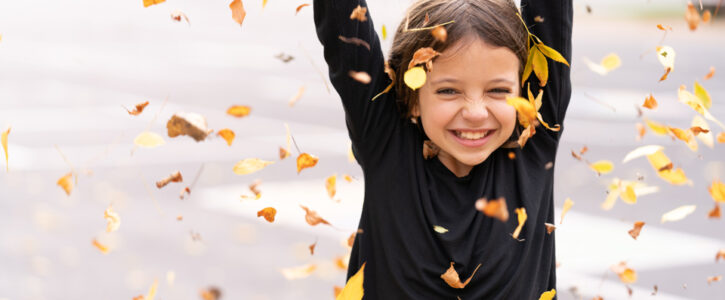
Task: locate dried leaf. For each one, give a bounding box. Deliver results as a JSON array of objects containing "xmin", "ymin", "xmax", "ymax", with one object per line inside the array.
[
  {"xmin": 274, "ymin": 53, "xmax": 294, "ymax": 63},
  {"xmin": 1, "ymin": 127, "xmax": 9, "ymax": 171},
  {"xmin": 517, "ymin": 125, "xmax": 535, "ymax": 148},
  {"xmin": 296, "ymin": 153, "xmax": 318, "ymax": 173},
  {"xmin": 257, "ymin": 207, "xmax": 276, "ymax": 223},
  {"xmin": 475, "ymin": 197, "xmax": 509, "ymax": 222},
  {"xmin": 281, "ymin": 123, "xmax": 292, "ymax": 159},
  {"xmin": 217, "ymin": 129, "xmax": 235, "ymax": 146},
  {"xmin": 279, "ymin": 147, "xmax": 291, "ymax": 160},
  {"xmin": 349, "ymin": 5, "xmax": 367, "ymax": 22},
  {"xmin": 229, "ymin": 0, "xmax": 246, "ymax": 26},
  {"xmin": 300, "ymin": 205, "xmax": 330, "ymax": 226},
  {"xmin": 611, "ymin": 261, "xmax": 637, "ymax": 284},
  {"xmin": 423, "ymin": 140, "xmax": 440, "ymax": 159},
  {"xmin": 226, "ymin": 105, "xmax": 251, "ymax": 118},
  {"xmin": 408, "ymin": 47, "xmax": 440, "ymax": 71},
  {"xmin": 717, "ymin": 249, "xmax": 725, "ymax": 262},
  {"xmin": 57, "ymin": 172, "xmax": 74, "ymax": 196},
  {"xmin": 126, "ymin": 101, "xmax": 149, "ymax": 116},
  {"xmin": 309, "ymin": 240, "xmax": 317, "ymax": 255},
  {"xmin": 643, "ymin": 94, "xmax": 657, "ymax": 109},
  {"xmin": 710, "ymin": 180, "xmax": 725, "ymax": 202},
  {"xmin": 349, "ymin": 71, "xmax": 371, "ymax": 84},
  {"xmin": 338, "ymin": 36, "xmax": 370, "ymax": 51},
  {"xmin": 560, "ymin": 198, "xmax": 574, "ymax": 224},
  {"xmin": 431, "ymin": 26, "xmax": 447, "ymax": 42},
  {"xmin": 92, "ymin": 238, "xmax": 109, "ymax": 254},
  {"xmin": 657, "ymin": 24, "xmax": 672, "ymax": 31},
  {"xmin": 295, "ymin": 3, "xmax": 310, "ymax": 15},
  {"xmin": 539, "ymin": 289, "xmax": 556, "ymax": 300},
  {"xmin": 692, "ymin": 115, "xmax": 714, "ymax": 148},
  {"xmin": 544, "ymin": 223, "xmax": 556, "ymax": 234},
  {"xmin": 534, "ymin": 16, "xmax": 545, "ymax": 22},
  {"xmin": 440, "ymin": 262, "xmax": 482, "ymax": 289},
  {"xmin": 104, "ymin": 205, "xmax": 121, "ymax": 233},
  {"xmin": 143, "ymin": 0, "xmax": 165, "ymax": 7},
  {"xmin": 636, "ymin": 123, "xmax": 646, "ymax": 141},
  {"xmin": 708, "ymin": 203, "xmax": 721, "ymax": 219},
  {"xmin": 628, "ymin": 221, "xmax": 645, "ymax": 240},
  {"xmin": 433, "ymin": 225, "xmax": 448, "ymax": 234},
  {"xmin": 686, "ymin": 1, "xmax": 701, "ymax": 30},
  {"xmin": 156, "ymin": 171, "xmax": 183, "ymax": 188},
  {"xmin": 170, "ymin": 10, "xmax": 190, "ymax": 24},
  {"xmin": 280, "ymin": 264, "xmax": 317, "ymax": 280},
  {"xmin": 336, "ymin": 263, "xmax": 365, "ymax": 299},
  {"xmin": 656, "ymin": 46, "xmax": 676, "ymax": 74},
  {"xmin": 325, "ymin": 174, "xmax": 336, "ymax": 199},
  {"xmin": 343, "ymin": 174, "xmax": 353, "ymax": 182},
  {"xmin": 659, "ymin": 67, "xmax": 672, "ymax": 82},
  {"xmin": 705, "ymin": 66, "xmax": 715, "ymax": 80},
  {"xmin": 179, "ymin": 187, "xmax": 191, "ymax": 199},
  {"xmin": 512, "ymin": 207, "xmax": 527, "ymax": 239},
  {"xmin": 646, "ymin": 151, "xmax": 690, "ymax": 185},
  {"xmin": 249, "ymin": 180, "xmax": 262, "ymax": 199},
  {"xmin": 661, "ymin": 205, "xmax": 696, "ymax": 223},
  {"xmin": 199, "ymin": 287, "xmax": 221, "ymax": 300},
  {"xmin": 233, "ymin": 158, "xmax": 274, "ymax": 175},
  {"xmin": 134, "ymin": 131, "xmax": 166, "ymax": 148},
  {"xmin": 589, "ymin": 160, "xmax": 614, "ymax": 175},
  {"xmin": 167, "ymin": 112, "xmax": 212, "ymax": 142}
]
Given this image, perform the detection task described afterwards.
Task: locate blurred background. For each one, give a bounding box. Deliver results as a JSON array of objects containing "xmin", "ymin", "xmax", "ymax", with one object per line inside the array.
[{"xmin": 0, "ymin": 0, "xmax": 724, "ymax": 299}]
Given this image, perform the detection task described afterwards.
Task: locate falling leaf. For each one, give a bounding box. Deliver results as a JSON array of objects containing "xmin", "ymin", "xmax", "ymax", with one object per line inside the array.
[
  {"xmin": 170, "ymin": 10, "xmax": 190, "ymax": 24},
  {"xmin": 517, "ymin": 125, "xmax": 535, "ymax": 148},
  {"xmin": 104, "ymin": 205, "xmax": 121, "ymax": 233},
  {"xmin": 349, "ymin": 71, "xmax": 371, "ymax": 84},
  {"xmin": 508, "ymin": 152, "xmax": 516, "ymax": 160},
  {"xmin": 280, "ymin": 264, "xmax": 317, "ymax": 280},
  {"xmin": 338, "ymin": 36, "xmax": 371, "ymax": 51},
  {"xmin": 545, "ymin": 223, "xmax": 556, "ymax": 234},
  {"xmin": 433, "ymin": 225, "xmax": 448, "ymax": 234},
  {"xmin": 423, "ymin": 140, "xmax": 440, "ymax": 159},
  {"xmin": 249, "ymin": 180, "xmax": 262, "ymax": 199},
  {"xmin": 309, "ymin": 240, "xmax": 317, "ymax": 255},
  {"xmin": 719, "ymin": 133, "xmax": 725, "ymax": 143},
  {"xmin": 531, "ymin": 47, "xmax": 548, "ymax": 86},
  {"xmin": 156, "ymin": 171, "xmax": 183, "ymax": 188},
  {"xmin": 349, "ymin": 5, "xmax": 367, "ymax": 22},
  {"xmin": 589, "ymin": 160, "xmax": 614, "ymax": 175},
  {"xmin": 628, "ymin": 221, "xmax": 645, "ymax": 240},
  {"xmin": 217, "ymin": 129, "xmax": 235, "ymax": 146},
  {"xmin": 560, "ymin": 198, "xmax": 574, "ymax": 224},
  {"xmin": 611, "ymin": 261, "xmax": 637, "ymax": 284},
  {"xmin": 262, "ymin": 0, "xmax": 268, "ymax": 9},
  {"xmin": 343, "ymin": 174, "xmax": 353, "ymax": 182},
  {"xmin": 512, "ymin": 207, "xmax": 527, "ymax": 239},
  {"xmin": 694, "ymin": 81, "xmax": 712, "ymax": 109},
  {"xmin": 167, "ymin": 112, "xmax": 212, "ymax": 142},
  {"xmin": 534, "ymin": 16, "xmax": 545, "ymax": 23},
  {"xmin": 646, "ymin": 151, "xmax": 690, "ymax": 185},
  {"xmin": 408, "ymin": 47, "xmax": 440, "ymax": 71},
  {"xmin": 381, "ymin": 25, "xmax": 387, "ymax": 40},
  {"xmin": 280, "ymin": 123, "xmax": 292, "ymax": 159},
  {"xmin": 704, "ymin": 66, "xmax": 715, "ymax": 80},
  {"xmin": 404, "ymin": 66, "xmax": 426, "ymax": 90},
  {"xmin": 622, "ymin": 145, "xmax": 664, "ymax": 163},
  {"xmin": 229, "ymin": 0, "xmax": 246, "ymax": 26},
  {"xmin": 199, "ymin": 286, "xmax": 222, "ymax": 300},
  {"xmin": 685, "ymin": 1, "xmax": 701, "ymax": 31},
  {"xmin": 274, "ymin": 53, "xmax": 294, "ymax": 63},
  {"xmin": 333, "ymin": 286, "xmax": 343, "ymax": 298},
  {"xmin": 279, "ymin": 147, "xmax": 290, "ymax": 160},
  {"xmin": 661, "ymin": 205, "xmax": 696, "ymax": 223},
  {"xmin": 296, "ymin": 153, "xmax": 318, "ymax": 173},
  {"xmin": 620, "ymin": 183, "xmax": 637, "ymax": 204},
  {"xmin": 645, "ymin": 119, "xmax": 669, "ymax": 135},
  {"xmin": 145, "ymin": 279, "xmax": 158, "ymax": 300},
  {"xmin": 657, "ymin": 24, "xmax": 672, "ymax": 31},
  {"xmin": 643, "ymin": 94, "xmax": 658, "ymax": 109},
  {"xmin": 134, "ymin": 131, "xmax": 166, "ymax": 148},
  {"xmin": 660, "ymin": 67, "xmax": 672, "ymax": 81},
  {"xmin": 692, "ymin": 116, "xmax": 714, "ymax": 148},
  {"xmin": 703, "ymin": 10, "xmax": 712, "ymax": 22},
  {"xmin": 295, "ymin": 3, "xmax": 310, "ymax": 15},
  {"xmin": 656, "ymin": 46, "xmax": 675, "ymax": 79},
  {"xmin": 257, "ymin": 207, "xmax": 276, "ymax": 223},
  {"xmin": 300, "ymin": 205, "xmax": 330, "ymax": 226},
  {"xmin": 475, "ymin": 197, "xmax": 509, "ymax": 222},
  {"xmin": 348, "ymin": 142, "xmax": 356, "ymax": 162},
  {"xmin": 1, "ymin": 127, "xmax": 8, "ymax": 171},
  {"xmin": 226, "ymin": 105, "xmax": 251, "ymax": 118},
  {"xmin": 636, "ymin": 123, "xmax": 646, "ymax": 141},
  {"xmin": 336, "ymin": 263, "xmax": 365, "ymax": 299},
  {"xmin": 326, "ymin": 174, "xmax": 336, "ymax": 199},
  {"xmin": 440, "ymin": 262, "xmax": 482, "ymax": 289},
  {"xmin": 584, "ymin": 53, "xmax": 621, "ymax": 75},
  {"xmin": 57, "ymin": 173, "xmax": 74, "ymax": 196},
  {"xmin": 92, "ymin": 238, "xmax": 109, "ymax": 254},
  {"xmin": 507, "ymin": 96, "xmax": 538, "ymax": 128},
  {"xmin": 710, "ymin": 180, "xmax": 725, "ymax": 202},
  {"xmin": 126, "ymin": 101, "xmax": 149, "ymax": 116},
  {"xmin": 717, "ymin": 249, "xmax": 725, "ymax": 262},
  {"xmin": 233, "ymin": 158, "xmax": 274, "ymax": 175},
  {"xmin": 708, "ymin": 203, "xmax": 721, "ymax": 219},
  {"xmin": 539, "ymin": 289, "xmax": 556, "ymax": 300},
  {"xmin": 179, "ymin": 187, "xmax": 191, "ymax": 199},
  {"xmin": 143, "ymin": 0, "xmax": 165, "ymax": 7},
  {"xmin": 431, "ymin": 26, "xmax": 447, "ymax": 42}
]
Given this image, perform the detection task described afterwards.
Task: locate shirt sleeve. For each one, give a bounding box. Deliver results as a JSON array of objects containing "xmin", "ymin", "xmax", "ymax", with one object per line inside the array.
[
  {"xmin": 313, "ymin": 0, "xmax": 398, "ymax": 152},
  {"xmin": 521, "ymin": 0, "xmax": 573, "ymax": 138}
]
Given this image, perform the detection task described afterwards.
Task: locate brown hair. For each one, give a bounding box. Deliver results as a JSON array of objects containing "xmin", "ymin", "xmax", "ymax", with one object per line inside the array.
[{"xmin": 388, "ymin": 0, "xmax": 528, "ymax": 118}]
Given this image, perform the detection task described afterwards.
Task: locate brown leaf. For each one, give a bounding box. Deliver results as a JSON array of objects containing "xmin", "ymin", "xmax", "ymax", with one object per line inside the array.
[
  {"xmin": 685, "ymin": 1, "xmax": 701, "ymax": 31},
  {"xmin": 170, "ymin": 9, "xmax": 190, "ymax": 24},
  {"xmin": 545, "ymin": 223, "xmax": 556, "ymax": 234},
  {"xmin": 300, "ymin": 205, "xmax": 330, "ymax": 226},
  {"xmin": 166, "ymin": 112, "xmax": 212, "ymax": 142},
  {"xmin": 349, "ymin": 5, "xmax": 367, "ymax": 22},
  {"xmin": 217, "ymin": 129, "xmax": 235, "ymax": 146},
  {"xmin": 423, "ymin": 140, "xmax": 440, "ymax": 159},
  {"xmin": 348, "ymin": 71, "xmax": 371, "ymax": 84},
  {"xmin": 309, "ymin": 240, "xmax": 317, "ymax": 255},
  {"xmin": 156, "ymin": 171, "xmax": 183, "ymax": 189},
  {"xmin": 295, "ymin": 3, "xmax": 310, "ymax": 15},
  {"xmin": 475, "ymin": 197, "xmax": 509, "ymax": 222},
  {"xmin": 643, "ymin": 94, "xmax": 658, "ymax": 109},
  {"xmin": 691, "ymin": 126, "xmax": 710, "ymax": 135},
  {"xmin": 338, "ymin": 36, "xmax": 370, "ymax": 51},
  {"xmin": 628, "ymin": 221, "xmax": 645, "ymax": 240},
  {"xmin": 229, "ymin": 0, "xmax": 246, "ymax": 26},
  {"xmin": 660, "ymin": 67, "xmax": 672, "ymax": 82},
  {"xmin": 296, "ymin": 153, "xmax": 319, "ymax": 173},
  {"xmin": 440, "ymin": 262, "xmax": 482, "ymax": 289},
  {"xmin": 257, "ymin": 207, "xmax": 276, "ymax": 223},
  {"xmin": 126, "ymin": 101, "xmax": 149, "ymax": 116},
  {"xmin": 57, "ymin": 172, "xmax": 74, "ymax": 196},
  {"xmin": 199, "ymin": 286, "xmax": 222, "ymax": 300},
  {"xmin": 226, "ymin": 105, "xmax": 251, "ymax": 118},
  {"xmin": 431, "ymin": 25, "xmax": 447, "ymax": 42},
  {"xmin": 705, "ymin": 66, "xmax": 715, "ymax": 80},
  {"xmin": 708, "ymin": 203, "xmax": 721, "ymax": 219},
  {"xmin": 408, "ymin": 47, "xmax": 441, "ymax": 71},
  {"xmin": 179, "ymin": 187, "xmax": 191, "ymax": 199}
]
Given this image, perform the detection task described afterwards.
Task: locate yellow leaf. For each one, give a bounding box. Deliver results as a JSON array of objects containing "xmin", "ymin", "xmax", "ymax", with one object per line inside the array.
[
  {"xmin": 403, "ymin": 66, "xmax": 426, "ymax": 90},
  {"xmin": 601, "ymin": 182, "xmax": 620, "ymax": 210},
  {"xmin": 589, "ymin": 160, "xmax": 614, "ymax": 175},
  {"xmin": 532, "ymin": 47, "xmax": 548, "ymax": 86},
  {"xmin": 134, "ymin": 131, "xmax": 165, "ymax": 148},
  {"xmin": 296, "ymin": 153, "xmax": 319, "ymax": 173},
  {"xmin": 336, "ymin": 263, "xmax": 365, "ymax": 300},
  {"xmin": 381, "ymin": 25, "xmax": 387, "ymax": 40},
  {"xmin": 104, "ymin": 205, "xmax": 121, "ymax": 233},
  {"xmin": 262, "ymin": 0, "xmax": 268, "ymax": 9},
  {"xmin": 539, "ymin": 289, "xmax": 556, "ymax": 300},
  {"xmin": 661, "ymin": 205, "xmax": 696, "ymax": 223},
  {"xmin": 217, "ymin": 129, "xmax": 235, "ymax": 146},
  {"xmin": 584, "ymin": 53, "xmax": 621, "ymax": 75},
  {"xmin": 506, "ymin": 96, "xmax": 537, "ymax": 128},
  {"xmin": 621, "ymin": 184, "xmax": 637, "ymax": 204},
  {"xmin": 710, "ymin": 180, "xmax": 725, "ymax": 202},
  {"xmin": 92, "ymin": 238, "xmax": 109, "ymax": 254},
  {"xmin": 512, "ymin": 207, "xmax": 527, "ymax": 239},
  {"xmin": 694, "ymin": 81, "xmax": 712, "ymax": 109},
  {"xmin": 347, "ymin": 141, "xmax": 356, "ymax": 163},
  {"xmin": 645, "ymin": 119, "xmax": 669, "ymax": 135},
  {"xmin": 326, "ymin": 174, "xmax": 337, "ymax": 199},
  {"xmin": 433, "ymin": 225, "xmax": 448, "ymax": 234},
  {"xmin": 281, "ymin": 264, "xmax": 317, "ymax": 280},
  {"xmin": 1, "ymin": 127, "xmax": 9, "ymax": 172},
  {"xmin": 57, "ymin": 172, "xmax": 74, "ymax": 196},
  {"xmin": 229, "ymin": 0, "xmax": 246, "ymax": 26},
  {"xmin": 645, "ymin": 151, "xmax": 690, "ymax": 185},
  {"xmin": 622, "ymin": 145, "xmax": 664, "ymax": 163},
  {"xmin": 537, "ymin": 43, "xmax": 569, "ymax": 66},
  {"xmin": 227, "ymin": 105, "xmax": 251, "ymax": 118},
  {"xmin": 233, "ymin": 158, "xmax": 274, "ymax": 175},
  {"xmin": 521, "ymin": 47, "xmax": 535, "ymax": 85},
  {"xmin": 145, "ymin": 279, "xmax": 158, "ymax": 300},
  {"xmin": 143, "ymin": 0, "xmax": 165, "ymax": 7},
  {"xmin": 560, "ymin": 198, "xmax": 573, "ymax": 224},
  {"xmin": 611, "ymin": 262, "xmax": 637, "ymax": 284}
]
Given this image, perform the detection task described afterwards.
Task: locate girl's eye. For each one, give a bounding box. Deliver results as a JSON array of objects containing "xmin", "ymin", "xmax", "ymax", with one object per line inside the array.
[
  {"xmin": 488, "ymin": 88, "xmax": 511, "ymax": 94},
  {"xmin": 436, "ymin": 88, "xmax": 458, "ymax": 95}
]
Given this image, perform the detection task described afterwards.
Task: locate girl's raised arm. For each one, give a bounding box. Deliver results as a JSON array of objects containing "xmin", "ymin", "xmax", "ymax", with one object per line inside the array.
[
  {"xmin": 521, "ymin": 0, "xmax": 573, "ymax": 136},
  {"xmin": 313, "ymin": 0, "xmax": 395, "ymax": 150}
]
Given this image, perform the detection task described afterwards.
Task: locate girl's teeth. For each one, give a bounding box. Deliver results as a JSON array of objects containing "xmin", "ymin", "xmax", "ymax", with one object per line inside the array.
[{"xmin": 456, "ymin": 131, "xmax": 488, "ymax": 140}]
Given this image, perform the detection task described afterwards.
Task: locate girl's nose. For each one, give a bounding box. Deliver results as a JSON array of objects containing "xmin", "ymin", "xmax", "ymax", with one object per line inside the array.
[{"xmin": 462, "ymin": 98, "xmax": 490, "ymax": 121}]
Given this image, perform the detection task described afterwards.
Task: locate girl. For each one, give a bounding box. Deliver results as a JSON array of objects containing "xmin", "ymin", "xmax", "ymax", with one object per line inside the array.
[{"xmin": 314, "ymin": 0, "xmax": 572, "ymax": 298}]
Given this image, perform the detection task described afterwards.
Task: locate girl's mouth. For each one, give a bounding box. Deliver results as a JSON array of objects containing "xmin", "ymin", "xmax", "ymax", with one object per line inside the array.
[{"xmin": 450, "ymin": 129, "xmax": 494, "ymax": 147}]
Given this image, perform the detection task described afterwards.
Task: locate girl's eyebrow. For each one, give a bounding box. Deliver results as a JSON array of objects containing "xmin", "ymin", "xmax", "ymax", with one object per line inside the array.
[{"xmin": 431, "ymin": 78, "xmax": 514, "ymax": 85}]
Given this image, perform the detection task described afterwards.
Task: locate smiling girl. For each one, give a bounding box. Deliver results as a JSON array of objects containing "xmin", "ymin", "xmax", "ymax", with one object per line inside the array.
[{"xmin": 314, "ymin": 0, "xmax": 572, "ymax": 298}]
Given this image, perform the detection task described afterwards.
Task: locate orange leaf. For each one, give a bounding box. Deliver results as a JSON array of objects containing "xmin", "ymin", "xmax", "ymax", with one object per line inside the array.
[
  {"xmin": 126, "ymin": 101, "xmax": 149, "ymax": 116},
  {"xmin": 257, "ymin": 207, "xmax": 276, "ymax": 223},
  {"xmin": 226, "ymin": 105, "xmax": 251, "ymax": 118},
  {"xmin": 57, "ymin": 172, "xmax": 74, "ymax": 196},
  {"xmin": 685, "ymin": 1, "xmax": 701, "ymax": 31},
  {"xmin": 635, "ymin": 123, "xmax": 646, "ymax": 141},
  {"xmin": 143, "ymin": 0, "xmax": 165, "ymax": 8},
  {"xmin": 296, "ymin": 153, "xmax": 318, "ymax": 173},
  {"xmin": 708, "ymin": 203, "xmax": 721, "ymax": 219},
  {"xmin": 544, "ymin": 223, "xmax": 556, "ymax": 234},
  {"xmin": 295, "ymin": 3, "xmax": 310, "ymax": 15},
  {"xmin": 348, "ymin": 71, "xmax": 371, "ymax": 84},
  {"xmin": 156, "ymin": 171, "xmax": 183, "ymax": 189},
  {"xmin": 703, "ymin": 10, "xmax": 712, "ymax": 23},
  {"xmin": 408, "ymin": 47, "xmax": 440, "ymax": 71},
  {"xmin": 92, "ymin": 238, "xmax": 110, "ymax": 254},
  {"xmin": 691, "ymin": 126, "xmax": 710, "ymax": 135},
  {"xmin": 104, "ymin": 205, "xmax": 121, "ymax": 233},
  {"xmin": 710, "ymin": 180, "xmax": 725, "ymax": 202},
  {"xmin": 659, "ymin": 67, "xmax": 672, "ymax": 82},
  {"xmin": 431, "ymin": 25, "xmax": 447, "ymax": 42},
  {"xmin": 628, "ymin": 221, "xmax": 645, "ymax": 240},
  {"xmin": 300, "ymin": 205, "xmax": 330, "ymax": 226},
  {"xmin": 512, "ymin": 207, "xmax": 527, "ymax": 239},
  {"xmin": 199, "ymin": 287, "xmax": 221, "ymax": 300},
  {"xmin": 343, "ymin": 174, "xmax": 353, "ymax": 182},
  {"xmin": 229, "ymin": 0, "xmax": 246, "ymax": 26},
  {"xmin": 249, "ymin": 180, "xmax": 262, "ymax": 199},
  {"xmin": 309, "ymin": 240, "xmax": 317, "ymax": 255},
  {"xmin": 705, "ymin": 66, "xmax": 715, "ymax": 80},
  {"xmin": 279, "ymin": 147, "xmax": 291, "ymax": 160},
  {"xmin": 657, "ymin": 24, "xmax": 672, "ymax": 31},
  {"xmin": 507, "ymin": 96, "xmax": 537, "ymax": 128},
  {"xmin": 718, "ymin": 133, "xmax": 725, "ymax": 143},
  {"xmin": 170, "ymin": 9, "xmax": 190, "ymax": 24},
  {"xmin": 643, "ymin": 94, "xmax": 657, "ymax": 109},
  {"xmin": 325, "ymin": 174, "xmax": 336, "ymax": 199},
  {"xmin": 440, "ymin": 262, "xmax": 482, "ymax": 289},
  {"xmin": 349, "ymin": 5, "xmax": 367, "ymax": 22},
  {"xmin": 611, "ymin": 261, "xmax": 637, "ymax": 284},
  {"xmin": 708, "ymin": 275, "xmax": 722, "ymax": 285},
  {"xmin": 716, "ymin": 249, "xmax": 725, "ymax": 262},
  {"xmin": 475, "ymin": 197, "xmax": 509, "ymax": 222},
  {"xmin": 217, "ymin": 129, "xmax": 235, "ymax": 146},
  {"xmin": 1, "ymin": 127, "xmax": 9, "ymax": 172}
]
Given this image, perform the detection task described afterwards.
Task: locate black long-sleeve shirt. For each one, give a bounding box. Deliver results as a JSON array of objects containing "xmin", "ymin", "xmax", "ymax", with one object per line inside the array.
[{"xmin": 314, "ymin": 0, "xmax": 572, "ymax": 298}]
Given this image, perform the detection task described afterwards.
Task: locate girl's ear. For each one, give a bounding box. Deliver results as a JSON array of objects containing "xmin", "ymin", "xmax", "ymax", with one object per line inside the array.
[{"xmin": 411, "ymin": 103, "xmax": 421, "ymax": 118}]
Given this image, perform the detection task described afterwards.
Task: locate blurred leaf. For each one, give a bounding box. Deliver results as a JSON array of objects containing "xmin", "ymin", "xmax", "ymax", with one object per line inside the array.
[
  {"xmin": 589, "ymin": 160, "xmax": 614, "ymax": 175},
  {"xmin": 92, "ymin": 238, "xmax": 109, "ymax": 254},
  {"xmin": 560, "ymin": 198, "xmax": 573, "ymax": 224},
  {"xmin": 622, "ymin": 145, "xmax": 663, "ymax": 163},
  {"xmin": 295, "ymin": 4, "xmax": 310, "ymax": 15},
  {"xmin": 584, "ymin": 53, "xmax": 620, "ymax": 75},
  {"xmin": 226, "ymin": 105, "xmax": 251, "ymax": 118},
  {"xmin": 281, "ymin": 264, "xmax": 317, "ymax": 280},
  {"xmin": 1, "ymin": 127, "xmax": 8, "ymax": 171},
  {"xmin": 233, "ymin": 158, "xmax": 274, "ymax": 175},
  {"xmin": 539, "ymin": 289, "xmax": 556, "ymax": 300},
  {"xmin": 167, "ymin": 112, "xmax": 212, "ymax": 142},
  {"xmin": 692, "ymin": 116, "xmax": 714, "ymax": 148},
  {"xmin": 475, "ymin": 197, "xmax": 509, "ymax": 222},
  {"xmin": 611, "ymin": 261, "xmax": 637, "ymax": 283},
  {"xmin": 643, "ymin": 94, "xmax": 657, "ymax": 109},
  {"xmin": 156, "ymin": 171, "xmax": 182, "ymax": 189},
  {"xmin": 685, "ymin": 1, "xmax": 700, "ymax": 31},
  {"xmin": 661, "ymin": 205, "xmax": 696, "ymax": 223},
  {"xmin": 134, "ymin": 131, "xmax": 166, "ymax": 148},
  {"xmin": 694, "ymin": 81, "xmax": 712, "ymax": 109},
  {"xmin": 628, "ymin": 221, "xmax": 645, "ymax": 240},
  {"xmin": 349, "ymin": 71, "xmax": 371, "ymax": 84},
  {"xmin": 336, "ymin": 263, "xmax": 365, "ymax": 300},
  {"xmin": 440, "ymin": 262, "xmax": 481, "ymax": 289},
  {"xmin": 229, "ymin": 0, "xmax": 246, "ymax": 26},
  {"xmin": 217, "ymin": 129, "xmax": 235, "ymax": 146},
  {"xmin": 300, "ymin": 205, "xmax": 330, "ymax": 226},
  {"xmin": 431, "ymin": 26, "xmax": 447, "ymax": 42},
  {"xmin": 296, "ymin": 153, "xmax": 319, "ymax": 173},
  {"xmin": 433, "ymin": 225, "xmax": 448, "ymax": 234},
  {"xmin": 104, "ymin": 205, "xmax": 120, "ymax": 233},
  {"xmin": 257, "ymin": 207, "xmax": 276, "ymax": 223},
  {"xmin": 143, "ymin": 0, "xmax": 165, "ymax": 7},
  {"xmin": 57, "ymin": 172, "xmax": 74, "ymax": 196},
  {"xmin": 349, "ymin": 5, "xmax": 367, "ymax": 22},
  {"xmin": 512, "ymin": 207, "xmax": 527, "ymax": 239},
  {"xmin": 326, "ymin": 174, "xmax": 337, "ymax": 199},
  {"xmin": 710, "ymin": 180, "xmax": 725, "ymax": 202}
]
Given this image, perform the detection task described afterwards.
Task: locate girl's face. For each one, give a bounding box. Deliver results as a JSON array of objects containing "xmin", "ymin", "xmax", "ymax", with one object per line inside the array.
[{"xmin": 412, "ymin": 38, "xmax": 519, "ymax": 177}]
